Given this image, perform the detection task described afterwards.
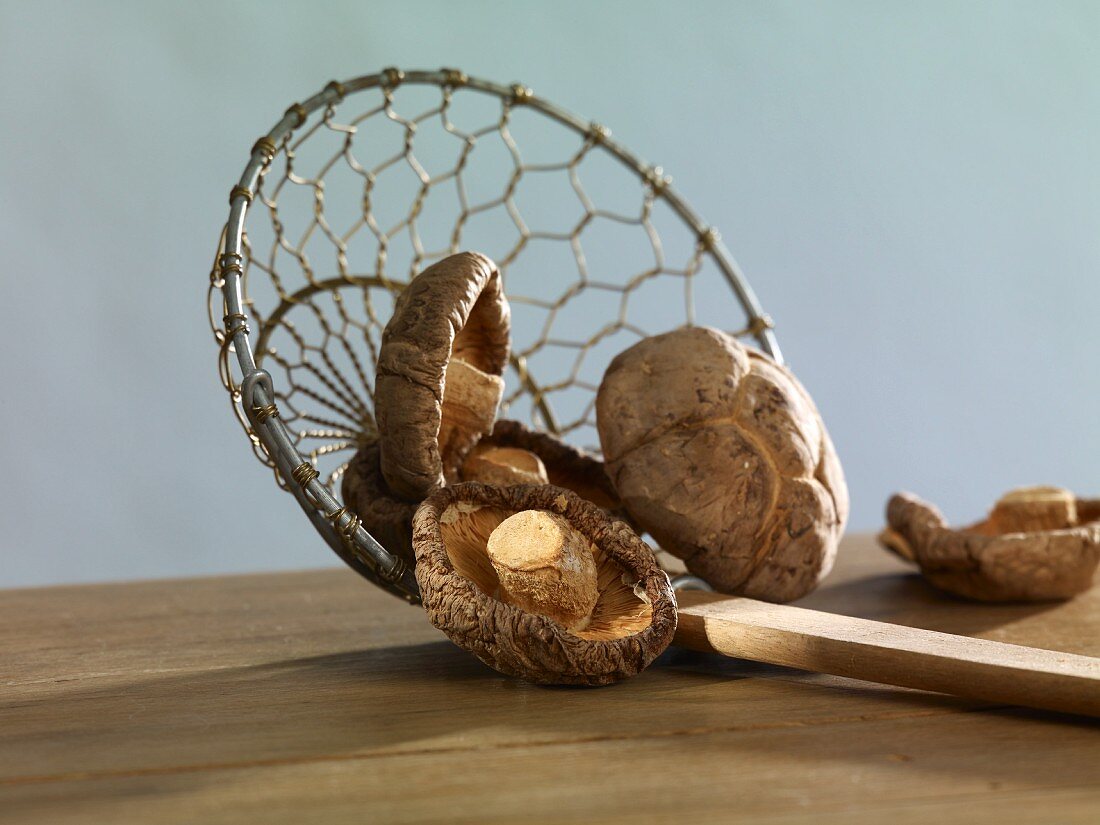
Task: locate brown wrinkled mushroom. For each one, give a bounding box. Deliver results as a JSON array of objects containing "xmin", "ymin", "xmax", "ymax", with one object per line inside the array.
[
  {"xmin": 988, "ymin": 486, "xmax": 1077, "ymax": 534},
  {"xmin": 413, "ymin": 482, "xmax": 677, "ymax": 685},
  {"xmin": 596, "ymin": 326, "xmax": 848, "ymax": 603},
  {"xmin": 340, "ymin": 440, "xmax": 417, "ymax": 566},
  {"xmin": 880, "ymin": 487, "xmax": 1100, "ymax": 602},
  {"xmin": 375, "ymin": 251, "xmax": 511, "ymax": 502}
]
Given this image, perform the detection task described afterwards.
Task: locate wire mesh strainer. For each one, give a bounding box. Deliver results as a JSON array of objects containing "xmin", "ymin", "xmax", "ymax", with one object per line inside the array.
[{"xmin": 208, "ymin": 68, "xmax": 781, "ymax": 603}]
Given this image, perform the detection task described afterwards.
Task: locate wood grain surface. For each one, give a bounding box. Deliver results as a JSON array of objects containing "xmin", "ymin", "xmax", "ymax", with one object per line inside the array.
[
  {"xmin": 674, "ymin": 590, "xmax": 1100, "ymax": 716},
  {"xmin": 2, "ymin": 535, "xmax": 1098, "ymax": 823}
]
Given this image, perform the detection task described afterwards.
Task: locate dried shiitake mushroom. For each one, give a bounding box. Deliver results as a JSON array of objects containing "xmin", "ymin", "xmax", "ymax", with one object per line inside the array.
[
  {"xmin": 375, "ymin": 251, "xmax": 511, "ymax": 502},
  {"xmin": 596, "ymin": 326, "xmax": 848, "ymax": 602},
  {"xmin": 880, "ymin": 487, "xmax": 1100, "ymax": 602},
  {"xmin": 340, "ymin": 440, "xmax": 417, "ymax": 566},
  {"xmin": 413, "ymin": 482, "xmax": 677, "ymax": 685},
  {"xmin": 463, "ymin": 419, "xmax": 621, "ymax": 512}
]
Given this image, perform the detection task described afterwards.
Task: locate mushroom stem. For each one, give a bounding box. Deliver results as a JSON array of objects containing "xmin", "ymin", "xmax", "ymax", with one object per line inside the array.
[
  {"xmin": 989, "ymin": 486, "xmax": 1077, "ymax": 534},
  {"xmin": 486, "ymin": 510, "xmax": 599, "ymax": 630},
  {"xmin": 438, "ymin": 357, "xmax": 505, "ymax": 479},
  {"xmin": 461, "ymin": 445, "xmax": 549, "ymax": 487}
]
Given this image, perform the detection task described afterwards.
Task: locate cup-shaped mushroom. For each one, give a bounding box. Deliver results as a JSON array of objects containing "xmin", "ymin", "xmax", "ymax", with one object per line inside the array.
[
  {"xmin": 340, "ymin": 440, "xmax": 417, "ymax": 567},
  {"xmin": 413, "ymin": 482, "xmax": 677, "ymax": 685},
  {"xmin": 461, "ymin": 420, "xmax": 621, "ymax": 512},
  {"xmin": 376, "ymin": 252, "xmax": 511, "ymax": 502},
  {"xmin": 596, "ymin": 326, "xmax": 849, "ymax": 602},
  {"xmin": 880, "ymin": 488, "xmax": 1100, "ymax": 601}
]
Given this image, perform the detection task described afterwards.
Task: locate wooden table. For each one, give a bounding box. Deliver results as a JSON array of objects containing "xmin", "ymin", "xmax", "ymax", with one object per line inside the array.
[{"xmin": 2, "ymin": 535, "xmax": 1098, "ymax": 823}]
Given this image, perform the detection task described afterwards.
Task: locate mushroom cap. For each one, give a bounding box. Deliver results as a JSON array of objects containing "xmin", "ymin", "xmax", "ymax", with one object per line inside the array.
[
  {"xmin": 340, "ymin": 440, "xmax": 417, "ymax": 567},
  {"xmin": 881, "ymin": 491, "xmax": 1100, "ymax": 602},
  {"xmin": 413, "ymin": 482, "xmax": 677, "ymax": 685},
  {"xmin": 477, "ymin": 420, "xmax": 621, "ymax": 512},
  {"xmin": 596, "ymin": 326, "xmax": 848, "ymax": 602},
  {"xmin": 376, "ymin": 252, "xmax": 511, "ymax": 502}
]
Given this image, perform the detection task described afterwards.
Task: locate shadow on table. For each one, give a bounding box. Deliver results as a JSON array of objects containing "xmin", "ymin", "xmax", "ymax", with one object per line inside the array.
[
  {"xmin": 798, "ymin": 570, "xmax": 1064, "ymax": 636},
  {"xmin": 7, "ymin": 631, "xmax": 1094, "ymax": 765},
  {"xmin": 5, "ymin": 625, "xmax": 1096, "ymax": 819}
]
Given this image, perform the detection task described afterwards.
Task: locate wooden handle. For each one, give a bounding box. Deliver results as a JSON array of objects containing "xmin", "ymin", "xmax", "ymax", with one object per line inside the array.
[{"xmin": 674, "ymin": 590, "xmax": 1100, "ymax": 717}]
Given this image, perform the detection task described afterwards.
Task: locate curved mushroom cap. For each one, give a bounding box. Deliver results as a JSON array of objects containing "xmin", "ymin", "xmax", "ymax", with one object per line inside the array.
[
  {"xmin": 880, "ymin": 490, "xmax": 1100, "ymax": 602},
  {"xmin": 596, "ymin": 326, "xmax": 848, "ymax": 602},
  {"xmin": 376, "ymin": 252, "xmax": 511, "ymax": 502},
  {"xmin": 471, "ymin": 420, "xmax": 622, "ymax": 512},
  {"xmin": 340, "ymin": 440, "xmax": 417, "ymax": 567},
  {"xmin": 413, "ymin": 482, "xmax": 677, "ymax": 685}
]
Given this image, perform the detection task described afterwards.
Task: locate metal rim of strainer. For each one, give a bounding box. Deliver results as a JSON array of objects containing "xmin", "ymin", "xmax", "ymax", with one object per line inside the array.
[{"xmin": 209, "ymin": 67, "xmax": 782, "ymax": 604}]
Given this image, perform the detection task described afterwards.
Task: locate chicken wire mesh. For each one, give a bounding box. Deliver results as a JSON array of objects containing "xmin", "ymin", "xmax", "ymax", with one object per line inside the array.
[{"xmin": 208, "ymin": 68, "xmax": 781, "ymax": 602}]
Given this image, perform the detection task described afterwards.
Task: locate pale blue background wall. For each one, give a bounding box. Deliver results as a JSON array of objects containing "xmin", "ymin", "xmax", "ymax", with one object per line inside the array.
[{"xmin": 1, "ymin": 0, "xmax": 1097, "ymax": 586}]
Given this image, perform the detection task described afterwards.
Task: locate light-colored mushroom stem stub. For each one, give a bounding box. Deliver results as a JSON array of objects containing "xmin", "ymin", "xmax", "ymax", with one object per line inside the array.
[
  {"xmin": 477, "ymin": 420, "xmax": 622, "ymax": 513},
  {"xmin": 989, "ymin": 486, "xmax": 1077, "ymax": 534},
  {"xmin": 437, "ymin": 357, "xmax": 505, "ymax": 479},
  {"xmin": 487, "ymin": 510, "xmax": 599, "ymax": 629},
  {"xmin": 461, "ymin": 443, "xmax": 549, "ymax": 487}
]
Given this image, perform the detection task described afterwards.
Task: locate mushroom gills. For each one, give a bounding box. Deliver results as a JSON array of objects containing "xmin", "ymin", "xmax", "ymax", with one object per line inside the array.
[{"xmin": 438, "ymin": 502, "xmax": 653, "ymax": 640}]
